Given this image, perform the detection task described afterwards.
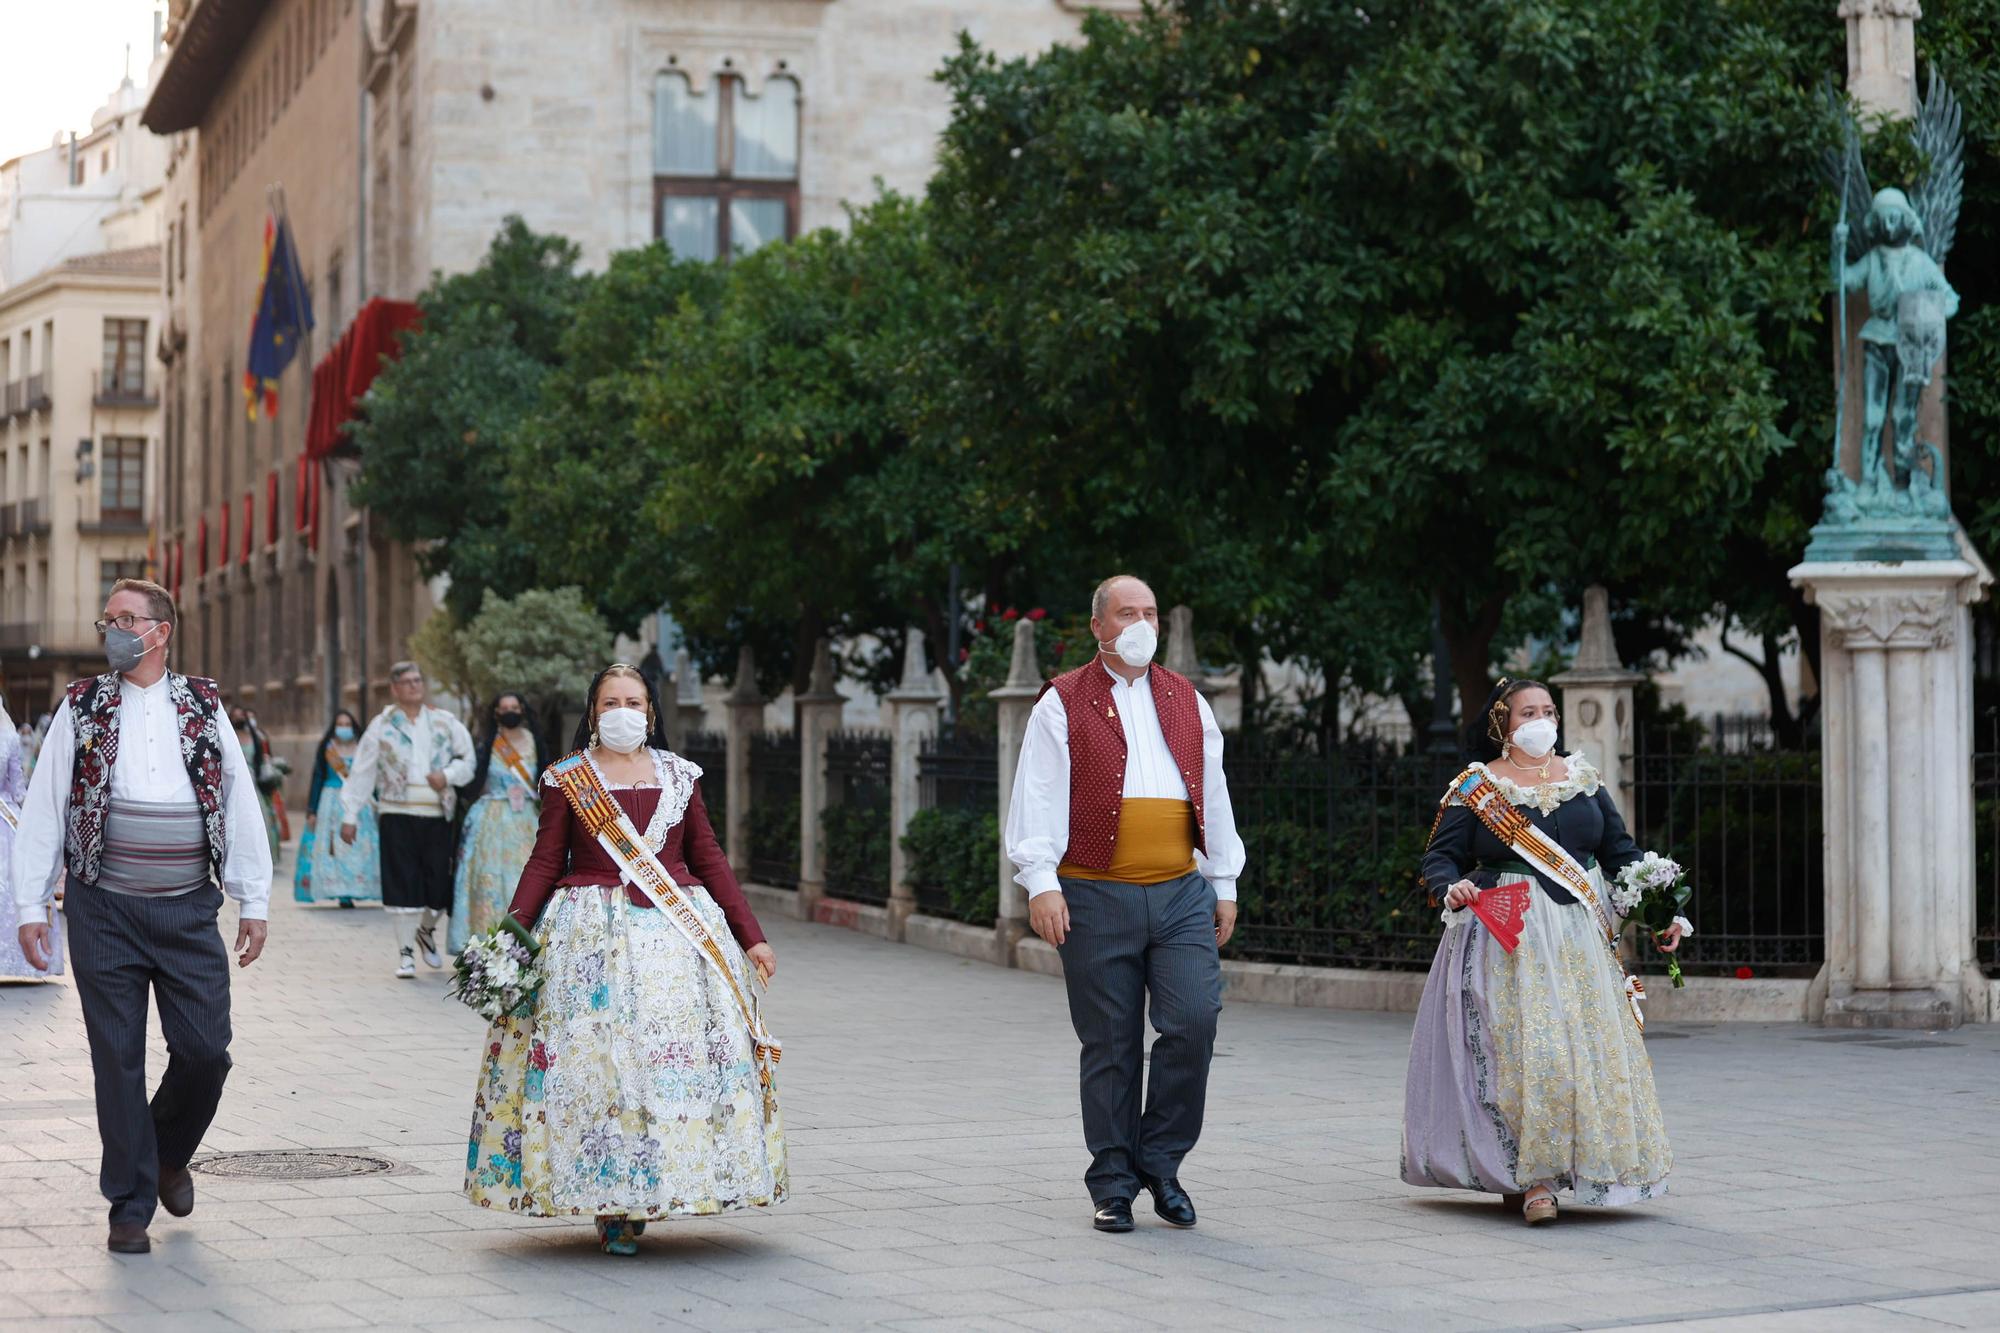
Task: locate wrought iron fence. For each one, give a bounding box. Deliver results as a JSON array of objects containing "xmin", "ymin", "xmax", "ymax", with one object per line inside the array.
[
  {"xmin": 1976, "ymin": 709, "xmax": 1999, "ymax": 968},
  {"xmin": 823, "ymin": 731, "xmax": 892, "ymax": 905},
  {"xmin": 1623, "ymin": 724, "xmax": 1824, "ymax": 977},
  {"xmin": 909, "ymin": 731, "xmax": 1001, "ymax": 923},
  {"xmin": 681, "ymin": 729, "xmax": 727, "ymax": 842},
  {"xmin": 1225, "ymin": 736, "xmax": 1459, "ymax": 970},
  {"xmin": 748, "ymin": 731, "xmax": 800, "ymax": 889}
]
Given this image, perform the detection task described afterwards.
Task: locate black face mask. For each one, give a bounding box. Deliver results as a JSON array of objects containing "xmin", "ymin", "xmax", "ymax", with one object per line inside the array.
[{"xmin": 496, "ymin": 710, "xmax": 525, "ymax": 729}]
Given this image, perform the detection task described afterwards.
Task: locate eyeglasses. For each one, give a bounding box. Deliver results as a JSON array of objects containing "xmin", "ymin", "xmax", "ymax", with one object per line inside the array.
[{"xmin": 94, "ymin": 614, "xmax": 162, "ymax": 636}]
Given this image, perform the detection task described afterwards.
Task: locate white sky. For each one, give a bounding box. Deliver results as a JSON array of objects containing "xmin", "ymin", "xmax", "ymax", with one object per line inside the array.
[{"xmin": 0, "ymin": 1, "xmax": 165, "ymax": 165}]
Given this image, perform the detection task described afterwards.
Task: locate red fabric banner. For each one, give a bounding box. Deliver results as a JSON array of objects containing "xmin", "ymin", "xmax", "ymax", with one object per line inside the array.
[
  {"xmin": 241, "ymin": 492, "xmax": 252, "ymax": 563},
  {"xmin": 305, "ymin": 297, "xmax": 423, "ymax": 458}
]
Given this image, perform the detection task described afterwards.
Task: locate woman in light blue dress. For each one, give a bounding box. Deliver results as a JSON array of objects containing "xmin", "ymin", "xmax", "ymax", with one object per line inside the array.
[
  {"xmin": 0, "ymin": 699, "xmax": 59, "ymax": 978},
  {"xmin": 295, "ymin": 710, "xmax": 383, "ymax": 905},
  {"xmin": 448, "ymin": 692, "xmax": 543, "ymax": 952}
]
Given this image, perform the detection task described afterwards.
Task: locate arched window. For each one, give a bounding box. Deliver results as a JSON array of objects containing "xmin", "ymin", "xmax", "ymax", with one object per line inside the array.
[{"xmin": 653, "ymin": 70, "xmax": 800, "ymax": 262}]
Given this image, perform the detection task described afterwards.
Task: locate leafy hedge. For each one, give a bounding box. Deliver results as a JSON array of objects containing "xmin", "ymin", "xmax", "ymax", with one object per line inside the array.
[
  {"xmin": 822, "ymin": 802, "xmax": 891, "ymax": 905},
  {"xmin": 748, "ymin": 795, "xmax": 800, "ymax": 886},
  {"xmin": 902, "ymin": 806, "xmax": 999, "ymax": 924}
]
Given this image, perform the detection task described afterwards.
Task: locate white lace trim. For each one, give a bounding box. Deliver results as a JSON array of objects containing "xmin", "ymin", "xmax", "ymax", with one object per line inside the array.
[
  {"xmin": 1470, "ymin": 749, "xmax": 1603, "ymax": 816},
  {"xmin": 543, "ymin": 748, "xmax": 703, "ymax": 851}
]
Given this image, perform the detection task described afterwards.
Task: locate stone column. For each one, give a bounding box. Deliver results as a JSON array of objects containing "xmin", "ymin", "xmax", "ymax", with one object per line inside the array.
[
  {"xmin": 794, "ymin": 638, "xmax": 845, "ymax": 919},
  {"xmin": 1163, "ymin": 604, "xmax": 1220, "ymax": 700},
  {"xmin": 1791, "ymin": 552, "xmax": 1992, "ymax": 1027},
  {"xmin": 1551, "ymin": 586, "xmax": 1644, "ymax": 821},
  {"xmin": 1841, "ymin": 0, "xmax": 1921, "ymax": 119},
  {"xmin": 990, "ymin": 620, "xmax": 1044, "ymax": 961},
  {"xmin": 882, "ymin": 630, "xmax": 945, "ymax": 940},
  {"xmin": 723, "ymin": 645, "xmax": 760, "ymax": 881},
  {"xmin": 673, "ymin": 647, "xmax": 706, "ymax": 739}
]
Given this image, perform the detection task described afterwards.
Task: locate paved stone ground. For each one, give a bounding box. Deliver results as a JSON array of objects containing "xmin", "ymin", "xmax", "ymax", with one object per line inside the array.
[{"xmin": 5, "ymin": 851, "xmax": 2000, "ymax": 1332}]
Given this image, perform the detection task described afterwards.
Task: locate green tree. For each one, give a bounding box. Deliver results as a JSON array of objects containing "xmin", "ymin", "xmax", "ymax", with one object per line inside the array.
[
  {"xmin": 350, "ymin": 218, "xmax": 589, "ymax": 620},
  {"xmin": 927, "ymin": 0, "xmax": 1839, "ymax": 720},
  {"xmin": 457, "ymin": 586, "xmax": 614, "ymax": 724}
]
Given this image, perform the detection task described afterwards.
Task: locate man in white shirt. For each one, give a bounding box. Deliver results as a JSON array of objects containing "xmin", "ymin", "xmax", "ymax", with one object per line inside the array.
[
  {"xmin": 12, "ymin": 578, "xmax": 271, "ymax": 1255},
  {"xmin": 1004, "ymin": 574, "xmax": 1246, "ymax": 1234},
  {"xmin": 339, "ymin": 661, "xmax": 473, "ymax": 978}
]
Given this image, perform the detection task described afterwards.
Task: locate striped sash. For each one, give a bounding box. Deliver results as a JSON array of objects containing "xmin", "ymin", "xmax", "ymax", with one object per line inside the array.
[{"xmin": 95, "ymin": 798, "xmax": 213, "ymax": 896}]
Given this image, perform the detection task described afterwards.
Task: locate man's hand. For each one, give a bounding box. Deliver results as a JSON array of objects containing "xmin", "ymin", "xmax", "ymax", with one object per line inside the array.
[
  {"xmin": 747, "ymin": 943, "xmax": 777, "ymax": 984},
  {"xmin": 15, "ymin": 923, "xmax": 52, "ymax": 972},
  {"xmin": 1214, "ymin": 900, "xmax": 1238, "ymax": 949},
  {"xmin": 427, "ymin": 770, "xmax": 448, "ymax": 792},
  {"xmin": 339, "ymin": 822, "xmax": 357, "ymax": 846},
  {"xmin": 1029, "ymin": 891, "xmax": 1070, "ymax": 947},
  {"xmin": 235, "ymin": 919, "xmax": 268, "ymax": 968}
]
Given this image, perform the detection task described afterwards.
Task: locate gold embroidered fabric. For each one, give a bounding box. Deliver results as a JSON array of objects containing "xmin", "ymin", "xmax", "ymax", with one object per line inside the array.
[{"xmin": 1470, "ymin": 750, "xmax": 1604, "ymax": 817}]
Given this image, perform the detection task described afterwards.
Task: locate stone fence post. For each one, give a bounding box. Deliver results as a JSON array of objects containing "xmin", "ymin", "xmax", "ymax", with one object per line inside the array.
[
  {"xmin": 1163, "ymin": 603, "xmax": 1221, "ymax": 702},
  {"xmin": 723, "ymin": 645, "xmax": 760, "ymax": 881},
  {"xmin": 883, "ymin": 630, "xmax": 944, "ymax": 941},
  {"xmin": 990, "ymin": 620, "xmax": 1043, "ymax": 961},
  {"xmin": 673, "ymin": 648, "xmax": 706, "ymax": 739},
  {"xmin": 1552, "ymin": 585, "xmax": 1642, "ymax": 821},
  {"xmin": 795, "ymin": 638, "xmax": 845, "ymax": 919}
]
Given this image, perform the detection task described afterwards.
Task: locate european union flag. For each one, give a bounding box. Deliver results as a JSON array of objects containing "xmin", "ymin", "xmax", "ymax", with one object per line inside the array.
[{"xmin": 244, "ymin": 212, "xmax": 315, "ymax": 420}]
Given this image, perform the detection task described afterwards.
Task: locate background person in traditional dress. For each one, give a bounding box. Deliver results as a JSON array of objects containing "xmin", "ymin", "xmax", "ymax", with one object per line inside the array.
[
  {"xmin": 0, "ymin": 699, "xmax": 49, "ymax": 980},
  {"xmin": 1005, "ymin": 574, "xmax": 1245, "ymax": 1235},
  {"xmin": 228, "ymin": 707, "xmax": 282, "ymax": 860},
  {"xmin": 448, "ymin": 690, "xmax": 543, "ymax": 953},
  {"xmin": 463, "ymin": 665, "xmax": 783, "ymax": 1255},
  {"xmin": 340, "ymin": 662, "xmax": 475, "ymax": 979},
  {"xmin": 1401, "ymin": 678, "xmax": 1685, "ymax": 1225},
  {"xmin": 11, "ymin": 578, "xmax": 270, "ymax": 1254},
  {"xmin": 294, "ymin": 709, "xmax": 381, "ymax": 907}
]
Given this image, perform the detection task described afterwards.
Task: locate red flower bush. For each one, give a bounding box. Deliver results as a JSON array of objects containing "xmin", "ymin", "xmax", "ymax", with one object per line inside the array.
[
  {"xmin": 1003, "ymin": 607, "xmax": 1020, "ymax": 620},
  {"xmin": 1027, "ymin": 608, "xmax": 1047, "ymax": 621}
]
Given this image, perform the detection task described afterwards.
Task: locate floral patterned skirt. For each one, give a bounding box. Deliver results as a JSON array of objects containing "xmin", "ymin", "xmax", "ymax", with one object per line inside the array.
[
  {"xmin": 1401, "ymin": 874, "xmax": 1672, "ymax": 1205},
  {"xmin": 464, "ymin": 884, "xmax": 787, "ymax": 1219},
  {"xmin": 448, "ymin": 795, "xmax": 538, "ymax": 952}
]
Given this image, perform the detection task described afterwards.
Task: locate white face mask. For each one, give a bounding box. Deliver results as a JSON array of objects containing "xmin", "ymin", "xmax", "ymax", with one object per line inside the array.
[
  {"xmin": 596, "ymin": 706, "xmax": 649, "ymax": 754},
  {"xmin": 1510, "ymin": 717, "xmax": 1559, "ymax": 759},
  {"xmin": 1101, "ymin": 619, "xmax": 1157, "ymax": 670}
]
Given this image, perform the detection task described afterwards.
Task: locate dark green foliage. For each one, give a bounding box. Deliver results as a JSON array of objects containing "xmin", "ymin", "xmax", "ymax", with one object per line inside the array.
[
  {"xmin": 821, "ymin": 803, "xmax": 891, "ymax": 904},
  {"xmin": 901, "ymin": 806, "xmax": 1000, "ymax": 924}
]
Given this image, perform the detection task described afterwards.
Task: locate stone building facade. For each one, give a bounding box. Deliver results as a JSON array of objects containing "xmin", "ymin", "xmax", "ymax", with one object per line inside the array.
[
  {"xmin": 142, "ymin": 0, "xmax": 1132, "ymax": 771},
  {"xmin": 0, "ymin": 75, "xmax": 168, "ymax": 719}
]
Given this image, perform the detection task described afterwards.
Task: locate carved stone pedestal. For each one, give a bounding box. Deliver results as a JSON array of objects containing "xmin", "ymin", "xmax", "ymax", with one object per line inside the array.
[{"xmin": 1791, "ymin": 551, "xmax": 1992, "ymax": 1028}]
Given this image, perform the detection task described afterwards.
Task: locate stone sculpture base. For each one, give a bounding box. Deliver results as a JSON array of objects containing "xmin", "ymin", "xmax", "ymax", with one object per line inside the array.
[
  {"xmin": 1802, "ymin": 513, "xmax": 1958, "ymax": 565},
  {"xmin": 1792, "ymin": 544, "xmax": 1992, "ymax": 1029}
]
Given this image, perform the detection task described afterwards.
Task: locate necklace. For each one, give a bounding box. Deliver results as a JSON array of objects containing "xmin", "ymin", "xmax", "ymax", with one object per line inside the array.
[{"xmin": 1503, "ymin": 745, "xmax": 1554, "ymax": 783}]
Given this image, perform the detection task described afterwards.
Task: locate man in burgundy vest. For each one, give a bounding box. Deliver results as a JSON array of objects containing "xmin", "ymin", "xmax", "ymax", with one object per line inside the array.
[
  {"xmin": 1004, "ymin": 575, "xmax": 1246, "ymax": 1233},
  {"xmin": 12, "ymin": 578, "xmax": 271, "ymax": 1255}
]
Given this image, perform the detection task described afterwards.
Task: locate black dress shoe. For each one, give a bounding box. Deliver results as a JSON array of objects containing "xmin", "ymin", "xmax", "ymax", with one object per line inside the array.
[
  {"xmin": 1092, "ymin": 1198, "xmax": 1135, "ymax": 1233},
  {"xmin": 1139, "ymin": 1173, "xmax": 1197, "ymax": 1228},
  {"xmin": 107, "ymin": 1223, "xmax": 151, "ymax": 1254},
  {"xmin": 159, "ymin": 1165, "xmax": 195, "ymax": 1218}
]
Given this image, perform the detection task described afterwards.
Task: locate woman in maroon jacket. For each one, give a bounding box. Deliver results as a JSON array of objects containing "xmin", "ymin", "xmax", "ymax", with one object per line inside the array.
[{"xmin": 463, "ymin": 665, "xmax": 786, "ymax": 1253}]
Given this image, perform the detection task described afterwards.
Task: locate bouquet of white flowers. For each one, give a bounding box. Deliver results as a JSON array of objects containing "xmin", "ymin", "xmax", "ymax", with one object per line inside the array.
[
  {"xmin": 1612, "ymin": 852, "xmax": 1693, "ymax": 987},
  {"xmin": 447, "ymin": 916, "xmax": 544, "ymax": 1020}
]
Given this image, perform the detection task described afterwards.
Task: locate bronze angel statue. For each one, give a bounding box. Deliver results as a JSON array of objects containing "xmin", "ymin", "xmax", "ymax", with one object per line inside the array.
[{"xmin": 1825, "ymin": 69, "xmax": 1963, "ymax": 519}]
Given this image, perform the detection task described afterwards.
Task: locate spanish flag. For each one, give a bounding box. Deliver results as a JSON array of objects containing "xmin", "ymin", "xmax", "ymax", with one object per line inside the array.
[{"xmin": 244, "ymin": 211, "xmax": 315, "ymax": 419}]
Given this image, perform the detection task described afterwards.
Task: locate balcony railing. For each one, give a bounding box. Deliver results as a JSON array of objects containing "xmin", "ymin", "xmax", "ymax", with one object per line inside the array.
[
  {"xmin": 2, "ymin": 381, "xmax": 21, "ymax": 417},
  {"xmin": 24, "ymin": 373, "xmax": 48, "ymax": 411},
  {"xmin": 19, "ymin": 498, "xmax": 48, "ymax": 534},
  {"xmin": 93, "ymin": 383, "xmax": 157, "ymax": 409}
]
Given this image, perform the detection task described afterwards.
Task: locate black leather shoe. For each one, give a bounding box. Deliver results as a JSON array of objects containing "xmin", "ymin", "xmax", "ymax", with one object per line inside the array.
[
  {"xmin": 107, "ymin": 1223, "xmax": 151, "ymax": 1254},
  {"xmin": 1092, "ymin": 1198, "xmax": 1135, "ymax": 1233},
  {"xmin": 1139, "ymin": 1173, "xmax": 1197, "ymax": 1228},
  {"xmin": 159, "ymin": 1165, "xmax": 195, "ymax": 1218}
]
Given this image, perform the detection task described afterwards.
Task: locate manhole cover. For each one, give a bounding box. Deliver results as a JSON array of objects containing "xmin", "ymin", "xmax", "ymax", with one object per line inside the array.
[
  {"xmin": 1802, "ymin": 1032, "xmax": 1892, "ymax": 1042},
  {"xmin": 1867, "ymin": 1039, "xmax": 1961, "ymax": 1050},
  {"xmin": 191, "ymin": 1150, "xmax": 397, "ymax": 1180},
  {"xmin": 1644, "ymin": 1032, "xmax": 1689, "ymax": 1039}
]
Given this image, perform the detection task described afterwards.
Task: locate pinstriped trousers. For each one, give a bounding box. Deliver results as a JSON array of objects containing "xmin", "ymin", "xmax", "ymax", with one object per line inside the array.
[
  {"xmin": 63, "ymin": 878, "xmax": 234, "ymax": 1227},
  {"xmin": 1054, "ymin": 872, "xmax": 1223, "ymax": 1204}
]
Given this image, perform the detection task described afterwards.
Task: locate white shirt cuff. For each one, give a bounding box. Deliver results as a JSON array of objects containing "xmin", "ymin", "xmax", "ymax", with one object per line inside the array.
[
  {"xmin": 1207, "ymin": 877, "xmax": 1237, "ymax": 902},
  {"xmin": 13, "ymin": 902, "xmax": 47, "ymax": 926},
  {"xmin": 1020, "ymin": 868, "xmax": 1063, "ymax": 898}
]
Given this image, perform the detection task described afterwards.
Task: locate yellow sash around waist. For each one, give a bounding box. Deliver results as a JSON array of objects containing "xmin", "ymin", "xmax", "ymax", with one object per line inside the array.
[{"xmin": 1060, "ymin": 798, "xmax": 1197, "ymax": 886}]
